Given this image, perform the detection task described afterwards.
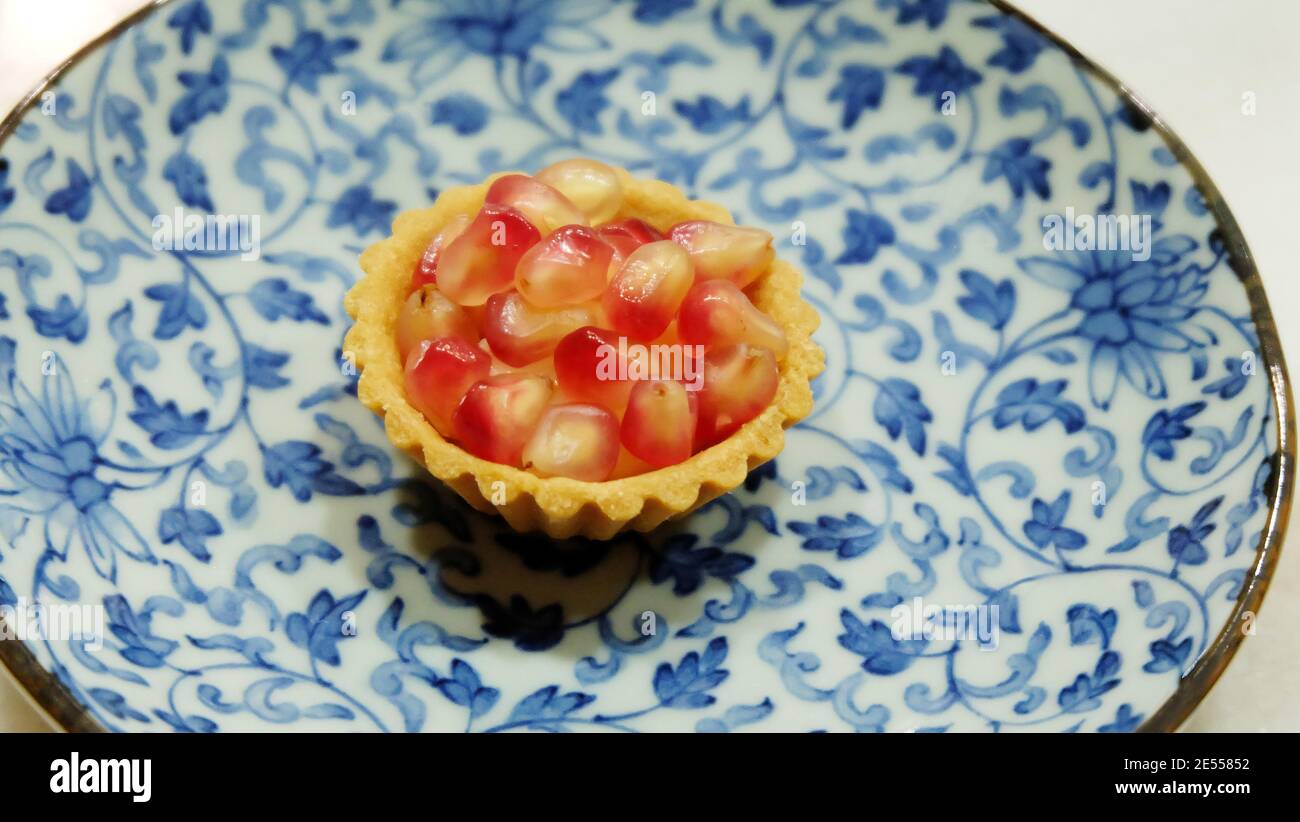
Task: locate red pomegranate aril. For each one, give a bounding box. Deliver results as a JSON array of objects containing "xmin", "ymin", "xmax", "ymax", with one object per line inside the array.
[
  {"xmin": 515, "ymin": 225, "xmax": 613, "ymax": 307},
  {"xmin": 598, "ymin": 218, "xmax": 663, "ymax": 274},
  {"xmin": 603, "ymin": 240, "xmax": 693, "ymax": 340},
  {"xmin": 554, "ymin": 326, "xmax": 636, "ymax": 414},
  {"xmin": 621, "ymin": 380, "xmax": 698, "ymax": 467},
  {"xmin": 669, "ymin": 220, "xmax": 774, "ymax": 288},
  {"xmin": 453, "ymin": 374, "xmax": 553, "ymax": 466},
  {"xmin": 677, "ymin": 279, "xmax": 788, "ymax": 359},
  {"xmin": 404, "ymin": 337, "xmax": 492, "ymax": 437},
  {"xmin": 483, "ymin": 291, "xmax": 594, "ymax": 367},
  {"xmin": 485, "ymin": 174, "xmax": 587, "ymax": 234},
  {"xmin": 395, "ymin": 285, "xmax": 480, "ymax": 360},
  {"xmin": 438, "ymin": 204, "xmax": 541, "ymax": 306},
  {"xmin": 410, "ymin": 214, "xmax": 471, "ymax": 293},
  {"xmin": 521, "ymin": 403, "xmax": 620, "ymax": 481},
  {"xmin": 535, "ymin": 159, "xmax": 623, "ymax": 225},
  {"xmin": 695, "ymin": 344, "xmax": 779, "ymax": 447}
]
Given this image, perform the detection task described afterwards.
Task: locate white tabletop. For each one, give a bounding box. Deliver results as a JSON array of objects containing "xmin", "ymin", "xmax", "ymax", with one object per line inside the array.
[{"xmin": 0, "ymin": 0, "xmax": 1296, "ymax": 732}]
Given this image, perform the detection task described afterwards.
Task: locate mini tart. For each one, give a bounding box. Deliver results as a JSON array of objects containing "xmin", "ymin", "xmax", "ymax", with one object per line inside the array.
[{"xmin": 344, "ymin": 171, "xmax": 824, "ymax": 539}]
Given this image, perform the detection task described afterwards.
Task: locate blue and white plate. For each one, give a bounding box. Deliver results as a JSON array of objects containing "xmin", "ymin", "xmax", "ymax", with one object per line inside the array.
[{"xmin": 0, "ymin": 0, "xmax": 1291, "ymax": 732}]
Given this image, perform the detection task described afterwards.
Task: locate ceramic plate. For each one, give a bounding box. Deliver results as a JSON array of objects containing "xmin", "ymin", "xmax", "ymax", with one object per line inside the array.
[{"xmin": 0, "ymin": 0, "xmax": 1291, "ymax": 732}]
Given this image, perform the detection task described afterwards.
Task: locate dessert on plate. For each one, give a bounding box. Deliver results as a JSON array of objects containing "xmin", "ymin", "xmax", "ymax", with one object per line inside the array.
[{"xmin": 344, "ymin": 160, "xmax": 822, "ymax": 538}]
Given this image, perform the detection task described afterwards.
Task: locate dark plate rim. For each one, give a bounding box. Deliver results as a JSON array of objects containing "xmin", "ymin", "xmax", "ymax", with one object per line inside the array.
[{"xmin": 0, "ymin": 0, "xmax": 1291, "ymax": 734}]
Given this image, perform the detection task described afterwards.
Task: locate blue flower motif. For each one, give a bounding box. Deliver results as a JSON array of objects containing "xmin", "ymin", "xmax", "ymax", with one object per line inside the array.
[
  {"xmin": 162, "ymin": 151, "xmax": 213, "ymax": 211},
  {"xmin": 1023, "ymin": 491, "xmax": 1087, "ymax": 551},
  {"xmin": 382, "ymin": 0, "xmax": 606, "ymax": 85},
  {"xmin": 0, "ymin": 343, "xmax": 154, "ymax": 581},
  {"xmin": 272, "ymin": 30, "xmax": 359, "ymax": 94},
  {"xmin": 327, "ymin": 185, "xmax": 397, "ymax": 237},
  {"xmin": 895, "ymin": 45, "xmax": 982, "ymax": 110},
  {"xmin": 1018, "ymin": 235, "xmax": 1206, "ymax": 408}
]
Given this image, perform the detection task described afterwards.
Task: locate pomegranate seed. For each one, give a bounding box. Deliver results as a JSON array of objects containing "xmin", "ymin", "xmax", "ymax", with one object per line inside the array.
[
  {"xmin": 534, "ymin": 159, "xmax": 623, "ymax": 224},
  {"xmin": 603, "ymin": 240, "xmax": 693, "ymax": 340},
  {"xmin": 695, "ymin": 344, "xmax": 779, "ymax": 447},
  {"xmin": 621, "ymin": 380, "xmax": 698, "ymax": 467},
  {"xmin": 676, "ymin": 279, "xmax": 788, "ymax": 358},
  {"xmin": 485, "ymin": 174, "xmax": 587, "ymax": 234},
  {"xmin": 515, "ymin": 224, "xmax": 613, "ymax": 307},
  {"xmin": 554, "ymin": 326, "xmax": 636, "ymax": 414},
  {"xmin": 437, "ymin": 204, "xmax": 541, "ymax": 306},
  {"xmin": 483, "ymin": 291, "xmax": 595, "ymax": 367},
  {"xmin": 395, "ymin": 285, "xmax": 480, "ymax": 360},
  {"xmin": 452, "ymin": 373, "xmax": 553, "ymax": 466},
  {"xmin": 598, "ymin": 218, "xmax": 663, "ymax": 277},
  {"xmin": 521, "ymin": 403, "xmax": 620, "ymax": 481},
  {"xmin": 669, "ymin": 220, "xmax": 774, "ymax": 288},
  {"xmin": 410, "ymin": 214, "xmax": 471, "ymax": 293},
  {"xmin": 404, "ymin": 337, "xmax": 492, "ymax": 437}
]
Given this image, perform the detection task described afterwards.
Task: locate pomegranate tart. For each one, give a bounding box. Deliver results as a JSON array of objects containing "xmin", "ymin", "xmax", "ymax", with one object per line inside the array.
[{"xmin": 344, "ymin": 160, "xmax": 822, "ymax": 538}]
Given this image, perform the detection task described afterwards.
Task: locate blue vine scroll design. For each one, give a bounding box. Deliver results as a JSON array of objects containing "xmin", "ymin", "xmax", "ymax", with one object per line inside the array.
[{"xmin": 0, "ymin": 0, "xmax": 1278, "ymax": 731}]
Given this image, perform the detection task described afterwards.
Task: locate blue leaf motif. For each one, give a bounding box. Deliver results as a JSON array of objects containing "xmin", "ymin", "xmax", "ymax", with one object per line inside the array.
[
  {"xmin": 837, "ymin": 608, "xmax": 927, "ymax": 674},
  {"xmin": 0, "ymin": 158, "xmax": 16, "ymax": 215},
  {"xmin": 673, "ymin": 95, "xmax": 750, "ymax": 134},
  {"xmin": 327, "ymin": 185, "xmax": 397, "ymax": 237},
  {"xmin": 158, "ymin": 506, "xmax": 222, "ymax": 561},
  {"xmin": 829, "ymin": 64, "xmax": 885, "ymax": 128},
  {"xmin": 836, "ymin": 209, "xmax": 895, "ymax": 264},
  {"xmin": 436, "ymin": 659, "xmax": 500, "ymax": 719},
  {"xmin": 167, "ymin": 0, "xmax": 212, "ymax": 55},
  {"xmin": 872, "ymin": 377, "xmax": 932, "ymax": 455},
  {"xmin": 43, "ymin": 158, "xmax": 93, "ymax": 222},
  {"xmin": 956, "ymin": 269, "xmax": 1015, "ymax": 330},
  {"xmin": 653, "ymin": 637, "xmax": 728, "ymax": 708},
  {"xmin": 262, "ymin": 441, "xmax": 365, "ymax": 502},
  {"xmin": 169, "ymin": 54, "xmax": 230, "ymax": 135},
  {"xmin": 248, "ymin": 279, "xmax": 329, "ymax": 324},
  {"xmin": 992, "ymin": 378, "xmax": 1085, "ymax": 434},
  {"xmin": 895, "ymin": 45, "xmax": 981, "ymax": 109},
  {"xmin": 633, "ymin": 0, "xmax": 694, "ymax": 23},
  {"xmin": 649, "ymin": 534, "xmax": 755, "ymax": 595},
  {"xmin": 430, "ymin": 94, "xmax": 489, "ymax": 136},
  {"xmin": 507, "ymin": 685, "xmax": 595, "ymax": 727},
  {"xmin": 272, "ymin": 31, "xmax": 359, "ymax": 94},
  {"xmin": 144, "ymin": 282, "xmax": 207, "ymax": 340},
  {"xmin": 1142, "ymin": 401, "xmax": 1204, "ymax": 460},
  {"xmin": 128, "ymin": 385, "xmax": 209, "ymax": 449},
  {"xmin": 285, "ymin": 589, "xmax": 366, "ymax": 666},
  {"xmin": 162, "ymin": 151, "xmax": 213, "ymax": 211},
  {"xmin": 1022, "ymin": 491, "xmax": 1087, "ymax": 551},
  {"xmin": 982, "ymin": 137, "xmax": 1051, "ymax": 199},
  {"xmin": 555, "ymin": 69, "xmax": 619, "ymax": 134},
  {"xmin": 787, "ymin": 513, "xmax": 882, "ymax": 559}
]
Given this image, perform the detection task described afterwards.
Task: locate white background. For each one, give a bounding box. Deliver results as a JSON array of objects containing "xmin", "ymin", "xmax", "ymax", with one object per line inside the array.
[{"xmin": 0, "ymin": 0, "xmax": 1296, "ymax": 731}]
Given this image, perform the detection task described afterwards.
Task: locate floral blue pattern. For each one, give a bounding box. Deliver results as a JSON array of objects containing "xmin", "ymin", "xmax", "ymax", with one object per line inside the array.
[{"xmin": 0, "ymin": 0, "xmax": 1284, "ymax": 732}]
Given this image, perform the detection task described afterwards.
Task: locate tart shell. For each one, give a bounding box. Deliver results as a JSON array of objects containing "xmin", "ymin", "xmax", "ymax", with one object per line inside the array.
[{"xmin": 344, "ymin": 170, "xmax": 824, "ymax": 539}]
